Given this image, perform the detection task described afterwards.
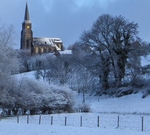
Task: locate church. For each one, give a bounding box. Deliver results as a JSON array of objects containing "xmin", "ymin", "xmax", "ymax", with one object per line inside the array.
[{"xmin": 20, "ymin": 3, "xmax": 64, "ymax": 54}]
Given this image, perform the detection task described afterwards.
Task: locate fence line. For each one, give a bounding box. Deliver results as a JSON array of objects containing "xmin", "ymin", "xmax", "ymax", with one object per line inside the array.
[{"xmin": 7, "ymin": 114, "xmax": 150, "ymax": 132}]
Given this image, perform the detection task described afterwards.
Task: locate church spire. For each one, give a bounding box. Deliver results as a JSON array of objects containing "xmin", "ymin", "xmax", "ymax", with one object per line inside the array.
[
  {"xmin": 24, "ymin": 3, "xmax": 30, "ymax": 21},
  {"xmin": 21, "ymin": 3, "xmax": 33, "ymax": 50}
]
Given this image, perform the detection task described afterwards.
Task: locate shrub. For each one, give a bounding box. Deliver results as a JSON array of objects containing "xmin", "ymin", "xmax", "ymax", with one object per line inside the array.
[
  {"xmin": 0, "ymin": 77, "xmax": 76, "ymax": 116},
  {"xmin": 75, "ymin": 103, "xmax": 91, "ymax": 113}
]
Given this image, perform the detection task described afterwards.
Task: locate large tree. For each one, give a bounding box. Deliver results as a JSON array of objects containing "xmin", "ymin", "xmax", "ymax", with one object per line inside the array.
[{"xmin": 80, "ymin": 14, "xmax": 139, "ymax": 88}]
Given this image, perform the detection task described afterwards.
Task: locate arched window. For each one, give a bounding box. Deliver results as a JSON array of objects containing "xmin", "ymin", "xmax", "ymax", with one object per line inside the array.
[
  {"xmin": 41, "ymin": 47, "xmax": 44, "ymax": 53},
  {"xmin": 35, "ymin": 47, "xmax": 39, "ymax": 53}
]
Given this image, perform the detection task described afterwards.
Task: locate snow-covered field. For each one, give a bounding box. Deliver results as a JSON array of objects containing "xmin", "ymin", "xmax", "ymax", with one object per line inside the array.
[
  {"xmin": 0, "ymin": 122, "xmax": 148, "ymax": 135},
  {"xmin": 4, "ymin": 57, "xmax": 150, "ymax": 135},
  {"xmin": 1, "ymin": 93, "xmax": 150, "ymax": 135}
]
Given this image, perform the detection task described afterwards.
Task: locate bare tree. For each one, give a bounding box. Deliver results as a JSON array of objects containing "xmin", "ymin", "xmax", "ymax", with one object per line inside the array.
[
  {"xmin": 0, "ymin": 23, "xmax": 20, "ymax": 114},
  {"xmin": 111, "ymin": 15, "xmax": 138, "ymax": 87},
  {"xmin": 80, "ymin": 14, "xmax": 139, "ymax": 89},
  {"xmin": 45, "ymin": 54, "xmax": 73, "ymax": 85},
  {"xmin": 0, "ymin": 23, "xmax": 20, "ymax": 75},
  {"xmin": 0, "ymin": 24, "xmax": 16, "ymax": 46}
]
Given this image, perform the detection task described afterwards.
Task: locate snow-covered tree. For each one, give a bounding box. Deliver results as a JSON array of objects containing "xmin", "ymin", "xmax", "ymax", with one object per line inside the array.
[
  {"xmin": 0, "ymin": 23, "xmax": 19, "ymax": 74},
  {"xmin": 80, "ymin": 14, "xmax": 140, "ymax": 89},
  {"xmin": 0, "ymin": 76, "xmax": 76, "ymax": 115},
  {"xmin": 0, "ymin": 23, "xmax": 20, "ymax": 114}
]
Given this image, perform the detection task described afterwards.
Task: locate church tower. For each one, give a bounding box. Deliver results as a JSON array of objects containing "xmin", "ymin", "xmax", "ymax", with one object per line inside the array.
[{"xmin": 20, "ymin": 3, "xmax": 33, "ymax": 49}]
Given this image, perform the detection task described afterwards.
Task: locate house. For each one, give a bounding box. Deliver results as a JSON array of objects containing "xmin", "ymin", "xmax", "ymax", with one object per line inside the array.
[{"xmin": 20, "ymin": 3, "xmax": 63, "ymax": 54}]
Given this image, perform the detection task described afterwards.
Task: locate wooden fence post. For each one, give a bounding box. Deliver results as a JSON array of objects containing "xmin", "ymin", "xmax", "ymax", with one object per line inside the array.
[
  {"xmin": 39, "ymin": 115, "xmax": 41, "ymax": 125},
  {"xmin": 65, "ymin": 117, "xmax": 67, "ymax": 126},
  {"xmin": 142, "ymin": 117, "xmax": 144, "ymax": 132},
  {"xmin": 17, "ymin": 115, "xmax": 19, "ymax": 123},
  {"xmin": 97, "ymin": 116, "xmax": 100, "ymax": 127},
  {"xmin": 27, "ymin": 115, "xmax": 29, "ymax": 124},
  {"xmin": 117, "ymin": 116, "xmax": 120, "ymax": 128},
  {"xmin": 51, "ymin": 116, "xmax": 53, "ymax": 125},
  {"xmin": 80, "ymin": 116, "xmax": 82, "ymax": 127}
]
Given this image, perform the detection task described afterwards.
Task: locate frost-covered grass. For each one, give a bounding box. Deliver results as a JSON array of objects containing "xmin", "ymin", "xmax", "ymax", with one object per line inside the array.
[
  {"xmin": 0, "ymin": 122, "xmax": 148, "ymax": 135},
  {"xmin": 1, "ymin": 93, "xmax": 150, "ymax": 135},
  {"xmin": 87, "ymin": 94, "xmax": 150, "ymax": 114},
  {"xmin": 1, "ymin": 113, "xmax": 150, "ymax": 131}
]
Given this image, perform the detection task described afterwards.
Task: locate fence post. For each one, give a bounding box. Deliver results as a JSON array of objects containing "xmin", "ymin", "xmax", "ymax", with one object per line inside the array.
[
  {"xmin": 51, "ymin": 116, "xmax": 53, "ymax": 125},
  {"xmin": 39, "ymin": 115, "xmax": 41, "ymax": 125},
  {"xmin": 142, "ymin": 117, "xmax": 144, "ymax": 132},
  {"xmin": 27, "ymin": 115, "xmax": 29, "ymax": 124},
  {"xmin": 80, "ymin": 116, "xmax": 82, "ymax": 127},
  {"xmin": 17, "ymin": 115, "xmax": 19, "ymax": 123},
  {"xmin": 65, "ymin": 117, "xmax": 67, "ymax": 126},
  {"xmin": 117, "ymin": 116, "xmax": 119, "ymax": 128},
  {"xmin": 97, "ymin": 116, "xmax": 100, "ymax": 127}
]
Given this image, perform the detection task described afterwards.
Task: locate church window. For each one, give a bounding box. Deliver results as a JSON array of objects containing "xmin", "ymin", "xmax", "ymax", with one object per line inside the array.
[
  {"xmin": 41, "ymin": 47, "xmax": 44, "ymax": 53},
  {"xmin": 35, "ymin": 47, "xmax": 38, "ymax": 53}
]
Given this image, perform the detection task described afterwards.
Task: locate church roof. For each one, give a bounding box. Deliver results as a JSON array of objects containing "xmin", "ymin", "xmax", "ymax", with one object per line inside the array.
[{"xmin": 32, "ymin": 37, "xmax": 63, "ymax": 51}]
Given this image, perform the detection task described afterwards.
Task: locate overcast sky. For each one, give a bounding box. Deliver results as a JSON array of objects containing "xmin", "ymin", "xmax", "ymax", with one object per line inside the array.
[{"xmin": 0, "ymin": 0, "xmax": 150, "ymax": 49}]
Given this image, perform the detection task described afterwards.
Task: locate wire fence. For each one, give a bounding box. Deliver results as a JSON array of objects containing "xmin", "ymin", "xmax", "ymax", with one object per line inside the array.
[{"xmin": 1, "ymin": 113, "xmax": 150, "ymax": 132}]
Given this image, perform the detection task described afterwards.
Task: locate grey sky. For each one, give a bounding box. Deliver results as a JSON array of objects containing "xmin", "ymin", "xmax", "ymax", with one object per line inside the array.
[{"xmin": 0, "ymin": 0, "xmax": 150, "ymax": 49}]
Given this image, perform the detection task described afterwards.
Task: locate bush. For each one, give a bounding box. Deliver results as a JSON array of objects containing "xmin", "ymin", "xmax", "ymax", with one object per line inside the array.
[
  {"xmin": 75, "ymin": 103, "xmax": 91, "ymax": 113},
  {"xmin": 0, "ymin": 77, "xmax": 76, "ymax": 116}
]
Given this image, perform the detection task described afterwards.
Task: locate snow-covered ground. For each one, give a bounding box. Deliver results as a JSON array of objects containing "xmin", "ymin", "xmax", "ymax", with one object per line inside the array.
[
  {"xmin": 0, "ymin": 122, "xmax": 148, "ymax": 135},
  {"xmin": 88, "ymin": 94, "xmax": 150, "ymax": 114},
  {"xmin": 5, "ymin": 56, "xmax": 150, "ymax": 135},
  {"xmin": 1, "ymin": 93, "xmax": 150, "ymax": 135}
]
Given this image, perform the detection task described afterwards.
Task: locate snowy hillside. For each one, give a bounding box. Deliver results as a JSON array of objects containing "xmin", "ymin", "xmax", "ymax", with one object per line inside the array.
[
  {"xmin": 88, "ymin": 94, "xmax": 150, "ymax": 114},
  {"xmin": 1, "ymin": 55, "xmax": 150, "ymax": 135},
  {"xmin": 14, "ymin": 71, "xmax": 150, "ymax": 114}
]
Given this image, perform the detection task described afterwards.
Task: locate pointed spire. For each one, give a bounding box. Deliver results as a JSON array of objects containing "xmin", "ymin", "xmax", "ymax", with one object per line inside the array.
[{"xmin": 24, "ymin": 3, "xmax": 30, "ymax": 21}]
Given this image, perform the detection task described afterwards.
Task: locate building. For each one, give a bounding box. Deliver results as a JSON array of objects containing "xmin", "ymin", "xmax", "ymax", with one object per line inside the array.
[{"xmin": 20, "ymin": 3, "xmax": 63, "ymax": 54}]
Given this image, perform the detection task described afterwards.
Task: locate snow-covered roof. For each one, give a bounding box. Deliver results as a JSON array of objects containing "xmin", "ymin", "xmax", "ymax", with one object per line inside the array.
[
  {"xmin": 32, "ymin": 37, "xmax": 63, "ymax": 51},
  {"xmin": 59, "ymin": 50, "xmax": 72, "ymax": 54},
  {"xmin": 33, "ymin": 37, "xmax": 62, "ymax": 45}
]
